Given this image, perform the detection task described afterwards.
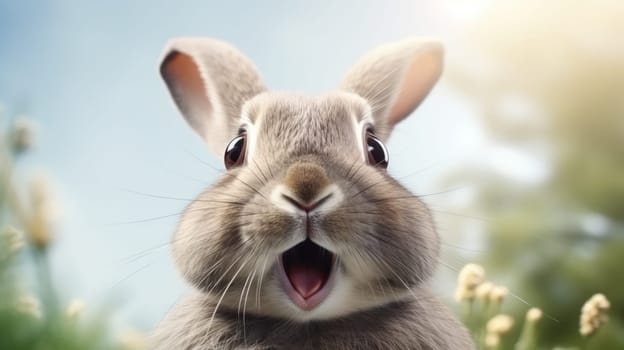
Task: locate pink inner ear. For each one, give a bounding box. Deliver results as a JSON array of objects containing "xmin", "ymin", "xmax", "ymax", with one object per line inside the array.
[
  {"xmin": 387, "ymin": 52, "xmax": 443, "ymax": 126},
  {"xmin": 160, "ymin": 51, "xmax": 212, "ymax": 132}
]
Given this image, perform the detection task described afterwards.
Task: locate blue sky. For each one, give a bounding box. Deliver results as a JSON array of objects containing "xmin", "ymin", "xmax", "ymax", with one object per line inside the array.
[{"xmin": 0, "ymin": 0, "xmax": 485, "ymax": 327}]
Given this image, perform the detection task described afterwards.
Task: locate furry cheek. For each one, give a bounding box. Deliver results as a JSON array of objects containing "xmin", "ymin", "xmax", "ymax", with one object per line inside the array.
[{"xmin": 239, "ymin": 202, "xmax": 300, "ymax": 253}]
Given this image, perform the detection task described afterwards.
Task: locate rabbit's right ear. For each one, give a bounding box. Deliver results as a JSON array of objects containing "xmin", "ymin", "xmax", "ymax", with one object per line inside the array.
[
  {"xmin": 160, "ymin": 38, "xmax": 266, "ymax": 156},
  {"xmin": 340, "ymin": 38, "xmax": 443, "ymax": 140}
]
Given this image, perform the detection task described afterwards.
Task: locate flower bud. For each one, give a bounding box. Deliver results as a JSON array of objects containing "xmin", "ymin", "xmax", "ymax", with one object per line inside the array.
[
  {"xmin": 16, "ymin": 295, "xmax": 42, "ymax": 319},
  {"xmin": 455, "ymin": 263, "xmax": 485, "ymax": 302},
  {"xmin": 580, "ymin": 293, "xmax": 610, "ymax": 336},
  {"xmin": 12, "ymin": 117, "xmax": 37, "ymax": 153},
  {"xmin": 66, "ymin": 299, "xmax": 86, "ymax": 319},
  {"xmin": 27, "ymin": 175, "xmax": 58, "ymax": 250}
]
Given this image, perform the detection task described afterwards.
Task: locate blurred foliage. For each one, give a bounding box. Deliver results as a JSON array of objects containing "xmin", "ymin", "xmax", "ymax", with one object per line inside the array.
[
  {"xmin": 447, "ymin": 0, "xmax": 624, "ymax": 349},
  {"xmin": 0, "ymin": 113, "xmax": 142, "ymax": 350},
  {"xmin": 454, "ymin": 263, "xmax": 613, "ymax": 350}
]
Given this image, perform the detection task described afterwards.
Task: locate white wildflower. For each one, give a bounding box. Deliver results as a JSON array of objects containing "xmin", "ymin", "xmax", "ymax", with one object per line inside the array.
[
  {"xmin": 455, "ymin": 263, "xmax": 485, "ymax": 302},
  {"xmin": 27, "ymin": 174, "xmax": 58, "ymax": 250},
  {"xmin": 16, "ymin": 295, "xmax": 42, "ymax": 319},
  {"xmin": 2, "ymin": 225, "xmax": 25, "ymax": 255},
  {"xmin": 526, "ymin": 307, "xmax": 543, "ymax": 323},
  {"xmin": 580, "ymin": 293, "xmax": 610, "ymax": 336},
  {"xmin": 485, "ymin": 314, "xmax": 514, "ymax": 348},
  {"xmin": 489, "ymin": 285, "xmax": 509, "ymax": 304},
  {"xmin": 487, "ymin": 314, "xmax": 514, "ymax": 334},
  {"xmin": 12, "ymin": 117, "xmax": 37, "ymax": 152},
  {"xmin": 475, "ymin": 281, "xmax": 494, "ymax": 301},
  {"xmin": 66, "ymin": 299, "xmax": 86, "ymax": 319},
  {"xmin": 515, "ymin": 308, "xmax": 543, "ymax": 350}
]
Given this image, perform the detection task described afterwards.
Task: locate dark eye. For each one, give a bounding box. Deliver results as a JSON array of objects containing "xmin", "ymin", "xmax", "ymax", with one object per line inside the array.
[
  {"xmin": 224, "ymin": 132, "xmax": 247, "ymax": 169},
  {"xmin": 366, "ymin": 131, "xmax": 389, "ymax": 169}
]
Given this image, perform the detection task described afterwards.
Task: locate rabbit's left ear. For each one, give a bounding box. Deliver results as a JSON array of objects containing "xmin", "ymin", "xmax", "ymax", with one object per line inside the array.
[
  {"xmin": 340, "ymin": 38, "xmax": 443, "ymax": 140},
  {"xmin": 160, "ymin": 38, "xmax": 266, "ymax": 156}
]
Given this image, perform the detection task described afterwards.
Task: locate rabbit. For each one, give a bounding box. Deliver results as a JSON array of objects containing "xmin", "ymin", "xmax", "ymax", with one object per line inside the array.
[{"xmin": 150, "ymin": 36, "xmax": 475, "ymax": 350}]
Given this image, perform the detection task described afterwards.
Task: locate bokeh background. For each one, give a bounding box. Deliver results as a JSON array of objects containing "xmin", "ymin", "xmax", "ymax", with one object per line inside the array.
[{"xmin": 1, "ymin": 0, "xmax": 622, "ymax": 348}]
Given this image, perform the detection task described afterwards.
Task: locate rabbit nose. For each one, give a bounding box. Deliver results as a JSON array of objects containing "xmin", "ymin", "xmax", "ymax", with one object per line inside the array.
[
  {"xmin": 270, "ymin": 162, "xmax": 344, "ymax": 215},
  {"xmin": 280, "ymin": 192, "xmax": 333, "ymax": 213},
  {"xmin": 281, "ymin": 162, "xmax": 331, "ymax": 211}
]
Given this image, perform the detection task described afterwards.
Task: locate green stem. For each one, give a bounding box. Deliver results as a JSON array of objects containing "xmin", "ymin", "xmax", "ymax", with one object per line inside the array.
[
  {"xmin": 33, "ymin": 248, "xmax": 58, "ymax": 317},
  {"xmin": 581, "ymin": 335, "xmax": 593, "ymax": 350},
  {"xmin": 514, "ymin": 321, "xmax": 537, "ymax": 350},
  {"xmin": 0, "ymin": 149, "xmax": 12, "ymax": 222}
]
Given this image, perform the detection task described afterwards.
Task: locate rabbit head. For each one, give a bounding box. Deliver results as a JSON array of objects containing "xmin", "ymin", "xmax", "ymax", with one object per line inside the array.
[{"xmin": 160, "ymin": 37, "xmax": 443, "ymax": 321}]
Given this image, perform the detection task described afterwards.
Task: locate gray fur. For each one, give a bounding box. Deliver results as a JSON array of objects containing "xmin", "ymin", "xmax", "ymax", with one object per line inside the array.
[
  {"xmin": 152, "ymin": 289, "xmax": 472, "ymax": 350},
  {"xmin": 154, "ymin": 37, "xmax": 474, "ymax": 349}
]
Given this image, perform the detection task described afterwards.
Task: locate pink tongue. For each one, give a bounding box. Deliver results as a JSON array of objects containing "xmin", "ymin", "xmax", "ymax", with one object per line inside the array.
[{"xmin": 287, "ymin": 265, "xmax": 325, "ymax": 299}]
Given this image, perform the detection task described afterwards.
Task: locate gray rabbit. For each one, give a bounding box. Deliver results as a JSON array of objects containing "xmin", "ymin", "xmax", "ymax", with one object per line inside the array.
[{"xmin": 151, "ymin": 37, "xmax": 475, "ymax": 350}]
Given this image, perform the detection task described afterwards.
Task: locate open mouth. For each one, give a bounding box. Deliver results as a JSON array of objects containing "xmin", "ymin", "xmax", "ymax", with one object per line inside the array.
[{"xmin": 279, "ymin": 239, "xmax": 335, "ymax": 310}]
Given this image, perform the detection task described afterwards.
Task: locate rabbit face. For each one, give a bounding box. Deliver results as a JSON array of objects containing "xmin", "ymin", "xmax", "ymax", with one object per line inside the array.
[
  {"xmin": 160, "ymin": 37, "xmax": 444, "ymax": 321},
  {"xmin": 172, "ymin": 91, "xmax": 438, "ymax": 321}
]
